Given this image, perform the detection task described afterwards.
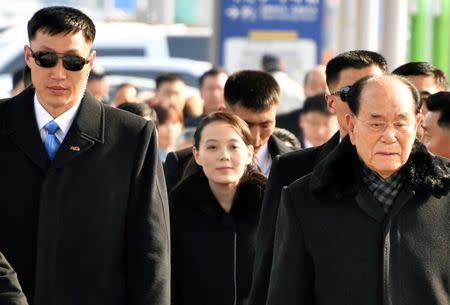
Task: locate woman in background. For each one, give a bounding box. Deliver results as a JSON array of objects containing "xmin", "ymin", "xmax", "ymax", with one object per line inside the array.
[
  {"xmin": 154, "ymin": 104, "xmax": 184, "ymax": 162},
  {"xmin": 170, "ymin": 112, "xmax": 266, "ymax": 305}
]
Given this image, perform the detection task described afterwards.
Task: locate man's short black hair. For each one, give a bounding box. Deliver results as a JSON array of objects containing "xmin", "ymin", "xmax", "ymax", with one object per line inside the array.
[
  {"xmin": 347, "ymin": 74, "xmax": 421, "ymax": 116},
  {"xmin": 392, "ymin": 62, "xmax": 448, "ymax": 91},
  {"xmin": 326, "ymin": 50, "xmax": 388, "ymax": 88},
  {"xmin": 426, "ymin": 91, "xmax": 450, "ymax": 129},
  {"xmin": 155, "ymin": 73, "xmax": 185, "ymax": 90},
  {"xmin": 224, "ymin": 70, "xmax": 280, "ymax": 112},
  {"xmin": 28, "ymin": 6, "xmax": 96, "ymax": 43},
  {"xmin": 198, "ymin": 67, "xmax": 228, "ymax": 88},
  {"xmin": 301, "ymin": 93, "xmax": 332, "ymax": 116}
]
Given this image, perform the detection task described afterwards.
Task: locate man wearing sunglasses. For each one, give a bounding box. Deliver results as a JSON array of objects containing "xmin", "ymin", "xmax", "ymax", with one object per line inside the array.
[
  {"xmin": 392, "ymin": 62, "xmax": 448, "ymax": 139},
  {"xmin": 248, "ymin": 50, "xmax": 388, "ymax": 305},
  {"xmin": 0, "ymin": 6, "xmax": 169, "ymax": 305}
]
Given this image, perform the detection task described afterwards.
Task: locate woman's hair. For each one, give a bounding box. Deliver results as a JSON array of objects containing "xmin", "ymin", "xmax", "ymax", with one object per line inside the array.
[
  {"xmin": 193, "ymin": 111, "xmax": 251, "ymax": 149},
  {"xmin": 191, "ymin": 111, "xmax": 266, "ymax": 185},
  {"xmin": 153, "ymin": 104, "xmax": 184, "ymax": 127}
]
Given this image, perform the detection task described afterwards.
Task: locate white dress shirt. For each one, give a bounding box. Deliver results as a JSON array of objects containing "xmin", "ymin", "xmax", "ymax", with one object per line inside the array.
[
  {"xmin": 255, "ymin": 143, "xmax": 273, "ymax": 177},
  {"xmin": 34, "ymin": 95, "xmax": 82, "ymax": 144}
]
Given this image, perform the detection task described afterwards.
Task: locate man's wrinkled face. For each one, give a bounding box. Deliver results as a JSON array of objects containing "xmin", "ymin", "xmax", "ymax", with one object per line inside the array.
[
  {"xmin": 422, "ymin": 111, "xmax": 450, "ymax": 158},
  {"xmin": 229, "ymin": 103, "xmax": 277, "ymax": 152},
  {"xmin": 347, "ymin": 77, "xmax": 422, "ymax": 178},
  {"xmin": 25, "ymin": 30, "xmax": 95, "ymax": 117}
]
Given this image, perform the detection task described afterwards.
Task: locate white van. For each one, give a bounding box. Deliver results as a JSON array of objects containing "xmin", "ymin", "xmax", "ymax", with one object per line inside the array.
[
  {"xmin": 0, "ymin": 22, "xmax": 210, "ymax": 97},
  {"xmin": 0, "ymin": 22, "xmax": 170, "ymax": 75}
]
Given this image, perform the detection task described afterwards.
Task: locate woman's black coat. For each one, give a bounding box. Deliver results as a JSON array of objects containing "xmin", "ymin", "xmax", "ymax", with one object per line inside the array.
[{"xmin": 170, "ymin": 171, "xmax": 265, "ymax": 305}]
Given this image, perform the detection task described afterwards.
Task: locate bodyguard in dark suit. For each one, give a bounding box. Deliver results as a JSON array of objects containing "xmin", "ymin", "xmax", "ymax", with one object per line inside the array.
[
  {"xmin": 0, "ymin": 7, "xmax": 169, "ymax": 305},
  {"xmin": 164, "ymin": 70, "xmax": 295, "ymax": 192},
  {"xmin": 0, "ymin": 252, "xmax": 28, "ymax": 305},
  {"xmin": 248, "ymin": 50, "xmax": 389, "ymax": 305}
]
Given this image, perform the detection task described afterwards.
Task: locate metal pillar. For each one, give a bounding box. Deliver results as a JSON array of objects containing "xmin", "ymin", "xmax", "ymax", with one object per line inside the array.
[
  {"xmin": 380, "ymin": 0, "xmax": 409, "ymax": 70},
  {"xmin": 356, "ymin": 0, "xmax": 380, "ymax": 51},
  {"xmin": 337, "ymin": 0, "xmax": 358, "ymax": 53}
]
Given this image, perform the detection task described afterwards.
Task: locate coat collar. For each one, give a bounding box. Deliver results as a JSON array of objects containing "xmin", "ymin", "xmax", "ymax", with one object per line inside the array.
[
  {"xmin": 170, "ymin": 171, "xmax": 265, "ymax": 218},
  {"xmin": 2, "ymin": 87, "xmax": 104, "ymax": 170},
  {"xmin": 310, "ymin": 135, "xmax": 450, "ymax": 200}
]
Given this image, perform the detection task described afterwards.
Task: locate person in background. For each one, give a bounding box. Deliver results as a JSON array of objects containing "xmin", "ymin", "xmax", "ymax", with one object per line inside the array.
[
  {"xmin": 266, "ymin": 74, "xmax": 450, "ymax": 305},
  {"xmin": 0, "ymin": 252, "xmax": 28, "ymax": 305},
  {"xmin": 248, "ymin": 50, "xmax": 388, "ymax": 305},
  {"xmin": 299, "ymin": 93, "xmax": 338, "ymax": 148},
  {"xmin": 164, "ymin": 70, "xmax": 294, "ymax": 192},
  {"xmin": 10, "ymin": 67, "xmax": 26, "ymax": 97},
  {"xmin": 118, "ymin": 102, "xmax": 157, "ymax": 123},
  {"xmin": 170, "ymin": 112, "xmax": 266, "ymax": 305},
  {"xmin": 276, "ymin": 64, "xmax": 327, "ymax": 141},
  {"xmin": 261, "ymin": 54, "xmax": 304, "ymax": 114},
  {"xmin": 272, "ymin": 127, "xmax": 301, "ymax": 149},
  {"xmin": 110, "ymin": 82, "xmax": 137, "ymax": 107},
  {"xmin": 392, "ymin": 62, "xmax": 448, "ymax": 139},
  {"xmin": 185, "ymin": 67, "xmax": 228, "ymax": 127},
  {"xmin": 154, "ymin": 104, "xmax": 184, "ymax": 162},
  {"xmin": 422, "ymin": 91, "xmax": 450, "ymax": 158},
  {"xmin": 151, "ymin": 73, "xmax": 186, "ymax": 115},
  {"xmin": 303, "ymin": 64, "xmax": 327, "ymax": 97},
  {"xmin": 0, "ymin": 6, "xmax": 170, "ymax": 305},
  {"xmin": 86, "ymin": 64, "xmax": 109, "ymax": 104}
]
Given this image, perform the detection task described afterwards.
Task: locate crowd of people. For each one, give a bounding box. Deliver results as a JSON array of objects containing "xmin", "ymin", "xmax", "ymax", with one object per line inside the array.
[{"xmin": 0, "ymin": 5, "xmax": 449, "ymax": 305}]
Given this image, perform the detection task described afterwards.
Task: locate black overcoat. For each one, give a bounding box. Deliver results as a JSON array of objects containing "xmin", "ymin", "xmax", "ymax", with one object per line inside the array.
[
  {"xmin": 248, "ymin": 131, "xmax": 340, "ymax": 305},
  {"xmin": 267, "ymin": 136, "xmax": 450, "ymax": 305},
  {"xmin": 170, "ymin": 171, "xmax": 265, "ymax": 305},
  {"xmin": 0, "ymin": 87, "xmax": 170, "ymax": 305}
]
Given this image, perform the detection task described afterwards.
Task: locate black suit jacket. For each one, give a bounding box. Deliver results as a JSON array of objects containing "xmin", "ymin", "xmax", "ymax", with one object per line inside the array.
[
  {"xmin": 0, "ymin": 252, "xmax": 28, "ymax": 305},
  {"xmin": 164, "ymin": 135, "xmax": 295, "ymax": 193},
  {"xmin": 247, "ymin": 131, "xmax": 340, "ymax": 305},
  {"xmin": 0, "ymin": 87, "xmax": 170, "ymax": 305}
]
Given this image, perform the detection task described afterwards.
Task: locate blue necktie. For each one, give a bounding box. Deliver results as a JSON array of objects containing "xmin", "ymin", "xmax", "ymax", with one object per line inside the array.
[{"xmin": 44, "ymin": 120, "xmax": 60, "ymax": 160}]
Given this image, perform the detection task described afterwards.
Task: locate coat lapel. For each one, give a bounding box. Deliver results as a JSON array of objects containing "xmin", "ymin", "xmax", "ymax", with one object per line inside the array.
[
  {"xmin": 53, "ymin": 92, "xmax": 104, "ymax": 168},
  {"xmin": 3, "ymin": 87, "xmax": 50, "ymax": 171}
]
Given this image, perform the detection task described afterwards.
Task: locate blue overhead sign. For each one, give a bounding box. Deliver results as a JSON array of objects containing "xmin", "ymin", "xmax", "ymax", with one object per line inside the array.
[{"xmin": 216, "ymin": 0, "xmax": 323, "ymax": 66}]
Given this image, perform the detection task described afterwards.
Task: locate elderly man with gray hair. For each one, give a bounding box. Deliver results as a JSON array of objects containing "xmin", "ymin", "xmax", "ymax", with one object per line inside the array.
[{"xmin": 266, "ymin": 74, "xmax": 450, "ymax": 305}]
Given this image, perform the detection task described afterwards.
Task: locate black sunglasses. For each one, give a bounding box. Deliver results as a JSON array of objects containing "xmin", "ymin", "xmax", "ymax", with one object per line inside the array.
[
  {"xmin": 28, "ymin": 46, "xmax": 90, "ymax": 71},
  {"xmin": 330, "ymin": 86, "xmax": 351, "ymax": 102}
]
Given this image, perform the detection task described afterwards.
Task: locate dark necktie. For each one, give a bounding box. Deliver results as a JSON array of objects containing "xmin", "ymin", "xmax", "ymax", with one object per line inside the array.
[{"xmin": 44, "ymin": 120, "xmax": 60, "ymax": 160}]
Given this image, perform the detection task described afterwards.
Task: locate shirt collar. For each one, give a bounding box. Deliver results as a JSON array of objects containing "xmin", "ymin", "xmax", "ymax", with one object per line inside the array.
[
  {"xmin": 34, "ymin": 94, "xmax": 82, "ymax": 136},
  {"xmin": 255, "ymin": 142, "xmax": 272, "ymax": 176}
]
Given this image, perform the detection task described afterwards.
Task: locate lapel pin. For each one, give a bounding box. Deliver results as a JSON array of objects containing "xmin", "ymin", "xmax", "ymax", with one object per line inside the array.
[{"xmin": 70, "ymin": 146, "xmax": 81, "ymax": 152}]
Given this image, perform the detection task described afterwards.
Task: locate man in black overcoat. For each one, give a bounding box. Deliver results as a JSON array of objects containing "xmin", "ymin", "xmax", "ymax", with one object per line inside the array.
[
  {"xmin": 248, "ymin": 50, "xmax": 388, "ymax": 305},
  {"xmin": 0, "ymin": 6, "xmax": 170, "ymax": 305},
  {"xmin": 266, "ymin": 74, "xmax": 450, "ymax": 305}
]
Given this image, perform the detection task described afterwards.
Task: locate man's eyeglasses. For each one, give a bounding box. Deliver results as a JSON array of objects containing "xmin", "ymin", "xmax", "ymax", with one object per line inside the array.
[
  {"xmin": 27, "ymin": 46, "xmax": 90, "ymax": 71},
  {"xmin": 330, "ymin": 86, "xmax": 351, "ymax": 101},
  {"xmin": 353, "ymin": 115, "xmax": 415, "ymax": 133}
]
